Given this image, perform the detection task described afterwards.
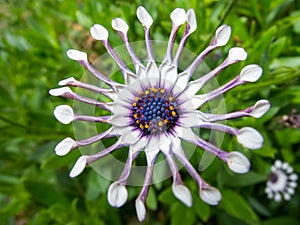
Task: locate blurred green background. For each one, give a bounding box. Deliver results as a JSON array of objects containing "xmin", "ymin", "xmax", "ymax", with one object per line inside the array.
[{"xmin": 0, "ymin": 0, "xmax": 300, "ymax": 224}]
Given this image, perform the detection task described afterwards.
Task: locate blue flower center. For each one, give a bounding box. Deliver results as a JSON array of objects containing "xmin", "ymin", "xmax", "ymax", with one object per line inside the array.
[{"xmin": 130, "ymin": 87, "xmax": 179, "ymax": 136}]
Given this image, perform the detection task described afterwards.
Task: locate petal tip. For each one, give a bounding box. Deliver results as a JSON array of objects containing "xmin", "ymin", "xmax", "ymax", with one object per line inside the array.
[
  {"xmin": 53, "ymin": 105, "xmax": 74, "ymax": 124},
  {"xmin": 172, "ymin": 184, "xmax": 192, "ymax": 207},
  {"xmin": 90, "ymin": 24, "xmax": 109, "ymax": 41},
  {"xmin": 135, "ymin": 199, "xmax": 146, "ymax": 222},
  {"xmin": 108, "ymin": 182, "xmax": 128, "ymax": 207},
  {"xmin": 226, "ymin": 151, "xmax": 251, "ymax": 174},
  {"xmin": 55, "ymin": 137, "xmax": 76, "ymax": 156},
  {"xmin": 69, "ymin": 156, "xmax": 87, "ymax": 178}
]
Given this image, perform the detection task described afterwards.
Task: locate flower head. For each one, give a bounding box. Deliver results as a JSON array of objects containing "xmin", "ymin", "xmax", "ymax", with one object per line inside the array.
[
  {"xmin": 265, "ymin": 160, "xmax": 298, "ymax": 202},
  {"xmin": 50, "ymin": 6, "xmax": 270, "ymax": 221}
]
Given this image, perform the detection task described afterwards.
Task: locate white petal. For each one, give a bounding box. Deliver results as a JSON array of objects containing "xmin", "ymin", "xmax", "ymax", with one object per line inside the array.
[
  {"xmin": 237, "ymin": 127, "xmax": 263, "ymax": 149},
  {"xmin": 146, "ymin": 61, "xmax": 160, "ymax": 87},
  {"xmin": 287, "ymin": 187, "xmax": 295, "ymax": 195},
  {"xmin": 226, "ymin": 151, "xmax": 250, "ymax": 174},
  {"xmin": 228, "ymin": 47, "xmax": 247, "ymax": 61},
  {"xmin": 283, "ymin": 193, "xmax": 291, "ymax": 201},
  {"xmin": 144, "ymin": 136, "xmax": 161, "ymax": 164},
  {"xmin": 58, "ymin": 77, "xmax": 77, "ymax": 86},
  {"xmin": 170, "ymin": 8, "xmax": 187, "ymax": 26},
  {"xmin": 172, "ymin": 184, "xmax": 192, "ymax": 207},
  {"xmin": 90, "ymin": 24, "xmax": 109, "ymax": 41},
  {"xmin": 186, "ymin": 9, "xmax": 197, "ymax": 33},
  {"xmin": 174, "ymin": 126, "xmax": 197, "ymax": 143},
  {"xmin": 215, "ymin": 25, "xmax": 231, "ymax": 46},
  {"xmin": 136, "ymin": 6, "xmax": 153, "ymax": 28},
  {"xmin": 250, "ymin": 100, "xmax": 270, "ymax": 118},
  {"xmin": 110, "ymin": 115, "xmax": 130, "ymax": 126},
  {"xmin": 121, "ymin": 129, "xmax": 141, "ymax": 145},
  {"xmin": 131, "ymin": 135, "xmax": 149, "ymax": 151},
  {"xmin": 54, "ymin": 105, "xmax": 74, "ymax": 124},
  {"xmin": 110, "ymin": 103, "xmax": 130, "ymax": 116},
  {"xmin": 135, "ymin": 199, "xmax": 146, "ymax": 222},
  {"xmin": 274, "ymin": 192, "xmax": 282, "ymax": 202},
  {"xmin": 288, "ymin": 181, "xmax": 297, "ymax": 188},
  {"xmin": 274, "ymin": 160, "xmax": 282, "ymax": 168},
  {"xmin": 179, "ymin": 111, "xmax": 202, "ymax": 127},
  {"xmin": 107, "ymin": 182, "xmax": 128, "ymax": 207},
  {"xmin": 267, "ymin": 191, "xmax": 273, "ymax": 199},
  {"xmin": 112, "ymin": 18, "xmax": 129, "ymax": 33},
  {"xmin": 55, "ymin": 137, "xmax": 76, "ymax": 156},
  {"xmin": 282, "ymin": 162, "xmax": 288, "ymax": 170},
  {"xmin": 69, "ymin": 156, "xmax": 87, "ymax": 178},
  {"xmin": 286, "ymin": 166, "xmax": 293, "ymax": 174},
  {"xmin": 49, "ymin": 87, "xmax": 73, "ymax": 96},
  {"xmin": 200, "ymin": 186, "xmax": 222, "ymax": 205},
  {"xmin": 239, "ymin": 64, "xmax": 262, "ymax": 82},
  {"xmin": 66, "ymin": 49, "xmax": 88, "ymax": 61},
  {"xmin": 289, "ymin": 174, "xmax": 298, "ymax": 181},
  {"xmin": 162, "ymin": 64, "xmax": 178, "ymax": 86}
]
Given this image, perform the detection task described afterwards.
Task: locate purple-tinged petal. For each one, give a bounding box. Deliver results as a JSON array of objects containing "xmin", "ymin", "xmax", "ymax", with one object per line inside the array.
[
  {"xmin": 200, "ymin": 186, "xmax": 222, "ymax": 205},
  {"xmin": 54, "ymin": 105, "xmax": 74, "ymax": 124},
  {"xmin": 90, "ymin": 24, "xmax": 109, "ymax": 41},
  {"xmin": 58, "ymin": 77, "xmax": 118, "ymax": 101},
  {"xmin": 55, "ymin": 137, "xmax": 76, "ymax": 156},
  {"xmin": 69, "ymin": 155, "xmax": 88, "ymax": 178},
  {"xmin": 66, "ymin": 49, "xmax": 88, "ymax": 61},
  {"xmin": 49, "ymin": 87, "xmax": 72, "ymax": 96},
  {"xmin": 214, "ymin": 25, "xmax": 231, "ymax": 46},
  {"xmin": 228, "ymin": 47, "xmax": 247, "ymax": 61},
  {"xmin": 172, "ymin": 184, "xmax": 192, "ymax": 207},
  {"xmin": 170, "ymin": 8, "xmax": 186, "ymax": 26},
  {"xmin": 135, "ymin": 199, "xmax": 146, "ymax": 222},
  {"xmin": 107, "ymin": 182, "xmax": 128, "ymax": 207},
  {"xmin": 225, "ymin": 151, "xmax": 251, "ymax": 174},
  {"xmin": 136, "ymin": 6, "xmax": 153, "ymax": 28},
  {"xmin": 111, "ymin": 18, "xmax": 129, "ymax": 33},
  {"xmin": 236, "ymin": 127, "xmax": 263, "ymax": 149},
  {"xmin": 239, "ymin": 64, "xmax": 263, "ymax": 82}
]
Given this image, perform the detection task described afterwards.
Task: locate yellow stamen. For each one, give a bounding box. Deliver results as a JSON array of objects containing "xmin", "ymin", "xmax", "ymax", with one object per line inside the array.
[
  {"xmin": 134, "ymin": 97, "xmax": 139, "ymax": 101},
  {"xmin": 132, "ymin": 102, "xmax": 137, "ymax": 107},
  {"xmin": 145, "ymin": 124, "xmax": 149, "ymax": 129},
  {"xmin": 164, "ymin": 119, "xmax": 168, "ymax": 124},
  {"xmin": 160, "ymin": 89, "xmax": 165, "ymax": 94},
  {"xmin": 145, "ymin": 90, "xmax": 150, "ymax": 95},
  {"xmin": 158, "ymin": 121, "xmax": 163, "ymax": 126},
  {"xmin": 139, "ymin": 124, "xmax": 144, "ymax": 129},
  {"xmin": 171, "ymin": 111, "xmax": 176, "ymax": 116},
  {"xmin": 168, "ymin": 96, "xmax": 173, "ymax": 101},
  {"xmin": 136, "ymin": 120, "xmax": 140, "ymax": 124},
  {"xmin": 169, "ymin": 105, "xmax": 174, "ymax": 110},
  {"xmin": 133, "ymin": 114, "xmax": 138, "ymax": 118}
]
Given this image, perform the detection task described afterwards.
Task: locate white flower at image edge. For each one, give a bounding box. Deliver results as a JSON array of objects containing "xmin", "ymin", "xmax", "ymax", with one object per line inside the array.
[
  {"xmin": 265, "ymin": 160, "xmax": 298, "ymax": 202},
  {"xmin": 49, "ymin": 6, "xmax": 270, "ymax": 222}
]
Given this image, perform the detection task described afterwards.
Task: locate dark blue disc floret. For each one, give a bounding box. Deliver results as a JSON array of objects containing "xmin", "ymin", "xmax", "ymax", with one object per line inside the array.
[{"xmin": 130, "ymin": 87, "xmax": 179, "ymax": 136}]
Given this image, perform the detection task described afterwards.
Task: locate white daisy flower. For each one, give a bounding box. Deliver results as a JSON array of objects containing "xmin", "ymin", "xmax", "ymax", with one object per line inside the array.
[
  {"xmin": 50, "ymin": 6, "xmax": 270, "ymax": 221},
  {"xmin": 265, "ymin": 160, "xmax": 298, "ymax": 202}
]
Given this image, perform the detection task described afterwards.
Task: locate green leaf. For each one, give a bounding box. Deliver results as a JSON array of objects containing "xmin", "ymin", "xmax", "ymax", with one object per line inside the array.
[
  {"xmin": 263, "ymin": 217, "xmax": 300, "ymax": 225},
  {"xmin": 24, "ymin": 180, "xmax": 69, "ymax": 206},
  {"xmin": 193, "ymin": 193, "xmax": 210, "ymax": 222},
  {"xmin": 146, "ymin": 187, "xmax": 158, "ymax": 210},
  {"xmin": 218, "ymin": 171, "xmax": 268, "ymax": 187},
  {"xmin": 86, "ymin": 172, "xmax": 110, "ymax": 201},
  {"xmin": 170, "ymin": 202, "xmax": 196, "ymax": 225},
  {"xmin": 220, "ymin": 189, "xmax": 259, "ymax": 224},
  {"xmin": 248, "ymin": 197, "xmax": 271, "ymax": 217}
]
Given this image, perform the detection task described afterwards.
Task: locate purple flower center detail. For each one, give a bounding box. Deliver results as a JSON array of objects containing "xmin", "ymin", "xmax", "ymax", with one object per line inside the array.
[
  {"xmin": 269, "ymin": 172, "xmax": 278, "ymax": 183},
  {"xmin": 130, "ymin": 87, "xmax": 179, "ymax": 135}
]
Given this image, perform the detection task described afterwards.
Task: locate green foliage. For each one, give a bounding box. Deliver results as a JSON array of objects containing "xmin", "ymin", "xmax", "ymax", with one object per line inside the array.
[{"xmin": 0, "ymin": 0, "xmax": 300, "ymax": 224}]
